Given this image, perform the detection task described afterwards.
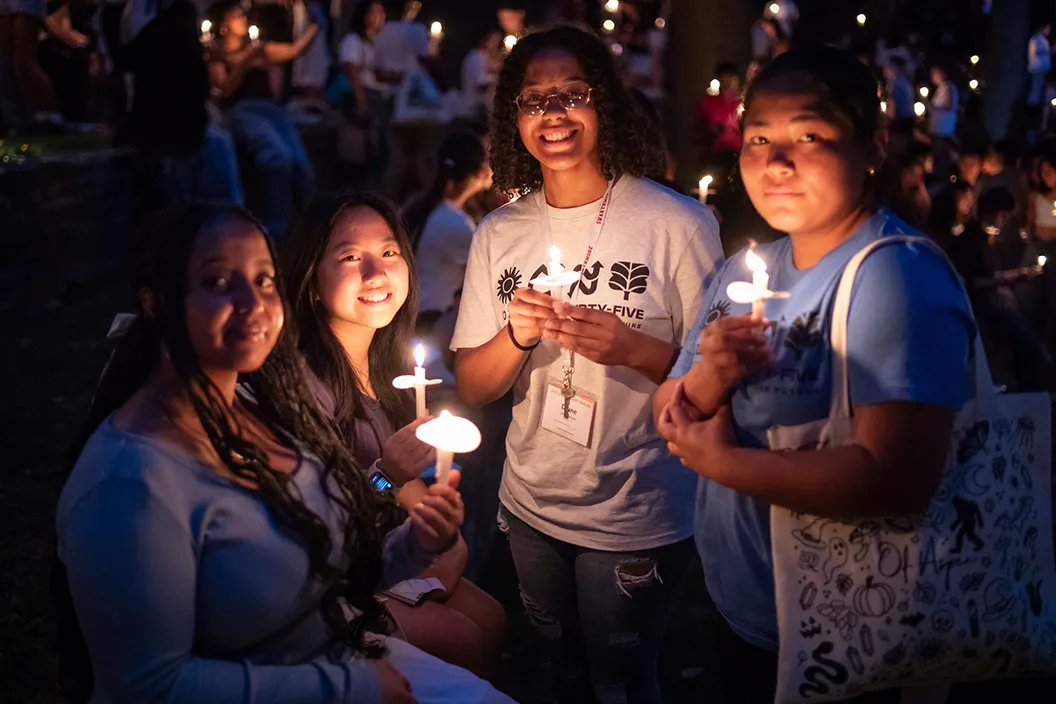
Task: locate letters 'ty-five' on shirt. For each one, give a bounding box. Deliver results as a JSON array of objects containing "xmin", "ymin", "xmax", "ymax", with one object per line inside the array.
[
  {"xmin": 671, "ymin": 209, "xmax": 975, "ymax": 651},
  {"xmin": 451, "ymin": 175, "xmax": 724, "ymax": 551}
]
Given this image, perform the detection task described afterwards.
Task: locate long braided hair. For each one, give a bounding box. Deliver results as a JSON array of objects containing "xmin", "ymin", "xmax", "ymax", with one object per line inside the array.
[{"xmin": 56, "ymin": 202, "xmax": 404, "ymax": 701}]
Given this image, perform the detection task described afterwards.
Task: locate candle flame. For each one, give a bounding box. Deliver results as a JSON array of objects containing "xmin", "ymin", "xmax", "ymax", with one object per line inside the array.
[
  {"xmin": 440, "ymin": 409, "xmax": 452, "ymax": 418},
  {"xmin": 745, "ymin": 246, "xmax": 766, "ymax": 274},
  {"xmin": 1040, "ymin": 256, "xmax": 1048, "ymax": 267},
  {"xmin": 414, "ymin": 343, "xmax": 425, "ymax": 368},
  {"xmin": 549, "ymin": 245, "xmax": 561, "ymax": 263},
  {"xmin": 504, "ymin": 34, "xmax": 517, "ymax": 50},
  {"xmin": 430, "ymin": 21, "xmax": 442, "ymax": 35},
  {"xmin": 248, "ymin": 25, "xmax": 259, "ymax": 40},
  {"xmin": 201, "ymin": 20, "xmax": 212, "ymax": 33}
]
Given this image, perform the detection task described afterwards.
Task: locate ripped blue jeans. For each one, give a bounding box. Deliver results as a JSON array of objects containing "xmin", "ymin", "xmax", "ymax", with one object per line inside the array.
[{"xmin": 499, "ymin": 506, "xmax": 694, "ymax": 704}]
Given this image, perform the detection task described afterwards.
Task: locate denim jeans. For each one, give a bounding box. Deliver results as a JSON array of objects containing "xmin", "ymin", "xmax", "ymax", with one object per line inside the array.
[
  {"xmin": 228, "ymin": 99, "xmax": 315, "ymax": 236},
  {"xmin": 200, "ymin": 122, "xmax": 244, "ymax": 205},
  {"xmin": 499, "ymin": 506, "xmax": 694, "ymax": 704}
]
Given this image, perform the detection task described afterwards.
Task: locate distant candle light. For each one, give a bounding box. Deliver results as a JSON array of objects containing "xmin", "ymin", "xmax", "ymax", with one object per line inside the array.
[
  {"xmin": 605, "ymin": 0, "xmax": 620, "ymax": 11},
  {"xmin": 708, "ymin": 78, "xmax": 720, "ymax": 96},
  {"xmin": 602, "ymin": 19, "xmax": 616, "ymax": 32},
  {"xmin": 504, "ymin": 34, "xmax": 517, "ymax": 51},
  {"xmin": 248, "ymin": 25, "xmax": 259, "ymax": 41},
  {"xmin": 430, "ymin": 21, "xmax": 442, "ymax": 36},
  {"xmin": 880, "ymin": 100, "xmax": 887, "ymax": 113},
  {"xmin": 970, "ymin": 55, "xmax": 980, "ymax": 65},
  {"xmin": 201, "ymin": 20, "xmax": 211, "ymax": 34},
  {"xmin": 654, "ymin": 17, "xmax": 665, "ymax": 29},
  {"xmin": 856, "ymin": 14, "xmax": 866, "ymax": 27},
  {"xmin": 914, "ymin": 101, "xmax": 926, "ymax": 117},
  {"xmin": 919, "ymin": 86, "xmax": 929, "ymax": 98},
  {"xmin": 969, "ymin": 79, "xmax": 980, "ymax": 91},
  {"xmin": 769, "ymin": 3, "xmax": 780, "ymax": 14}
]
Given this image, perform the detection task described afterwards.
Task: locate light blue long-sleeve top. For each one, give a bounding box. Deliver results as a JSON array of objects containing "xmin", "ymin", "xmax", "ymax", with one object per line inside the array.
[{"xmin": 56, "ymin": 416, "xmax": 439, "ymax": 703}]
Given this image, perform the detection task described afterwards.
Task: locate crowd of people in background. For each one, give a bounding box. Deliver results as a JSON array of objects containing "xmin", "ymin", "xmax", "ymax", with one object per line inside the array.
[{"xmin": 14, "ymin": 0, "xmax": 1056, "ymax": 702}]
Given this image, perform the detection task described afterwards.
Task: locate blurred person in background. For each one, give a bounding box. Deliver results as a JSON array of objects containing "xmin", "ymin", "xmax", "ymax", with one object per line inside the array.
[
  {"xmin": 208, "ymin": 0, "xmax": 318, "ymax": 236},
  {"xmin": 927, "ymin": 63, "xmax": 959, "ymax": 181},
  {"xmin": 0, "ymin": 0, "xmax": 62, "ymax": 133},
  {"xmin": 460, "ymin": 26, "xmax": 501, "ymax": 124}
]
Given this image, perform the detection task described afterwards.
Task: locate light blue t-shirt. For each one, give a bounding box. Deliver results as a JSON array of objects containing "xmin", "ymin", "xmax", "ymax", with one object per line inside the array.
[{"xmin": 669, "ymin": 211, "xmax": 974, "ymax": 651}]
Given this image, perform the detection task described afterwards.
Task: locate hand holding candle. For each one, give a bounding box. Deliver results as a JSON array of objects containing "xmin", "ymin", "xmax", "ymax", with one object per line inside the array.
[
  {"xmin": 726, "ymin": 242, "xmax": 789, "ymax": 320},
  {"xmin": 415, "ymin": 411, "xmax": 481, "ymax": 485},
  {"xmin": 409, "ymin": 468, "xmax": 464, "ymax": 554},
  {"xmin": 392, "ymin": 343, "xmax": 442, "ymax": 418}
]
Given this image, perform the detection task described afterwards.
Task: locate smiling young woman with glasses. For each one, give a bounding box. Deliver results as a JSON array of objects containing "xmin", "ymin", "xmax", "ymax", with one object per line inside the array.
[{"xmin": 450, "ymin": 24, "xmax": 724, "ymax": 704}]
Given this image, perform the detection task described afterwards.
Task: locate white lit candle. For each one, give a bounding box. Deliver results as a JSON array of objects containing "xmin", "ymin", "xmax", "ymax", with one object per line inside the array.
[
  {"xmin": 1040, "ymin": 255, "xmax": 1048, "ymax": 267},
  {"xmin": 416, "ymin": 410, "xmax": 482, "ymax": 485},
  {"xmin": 248, "ymin": 24, "xmax": 259, "ymax": 42},
  {"xmin": 919, "ymin": 86, "xmax": 929, "ymax": 99},
  {"xmin": 605, "ymin": 0, "xmax": 620, "ymax": 11},
  {"xmin": 548, "ymin": 246, "xmax": 564, "ymax": 276},
  {"xmin": 857, "ymin": 14, "xmax": 866, "ymax": 26},
  {"xmin": 201, "ymin": 20, "xmax": 212, "ymax": 43},
  {"xmin": 914, "ymin": 101, "xmax": 926, "ymax": 117},
  {"xmin": 708, "ymin": 78, "xmax": 720, "ymax": 96},
  {"xmin": 430, "ymin": 21, "xmax": 442, "ymax": 37},
  {"xmin": 392, "ymin": 343, "xmax": 441, "ymax": 418},
  {"xmin": 530, "ymin": 245, "xmax": 581, "ymax": 288},
  {"xmin": 602, "ymin": 19, "xmax": 615, "ymax": 32},
  {"xmin": 970, "ymin": 55, "xmax": 980, "ymax": 65},
  {"xmin": 726, "ymin": 243, "xmax": 789, "ymax": 320},
  {"xmin": 969, "ymin": 79, "xmax": 979, "ymax": 91},
  {"xmin": 698, "ymin": 175, "xmax": 714, "ymax": 204},
  {"xmin": 769, "ymin": 3, "xmax": 780, "ymax": 14},
  {"xmin": 880, "ymin": 100, "xmax": 888, "ymax": 114},
  {"xmin": 504, "ymin": 34, "xmax": 517, "ymax": 51}
]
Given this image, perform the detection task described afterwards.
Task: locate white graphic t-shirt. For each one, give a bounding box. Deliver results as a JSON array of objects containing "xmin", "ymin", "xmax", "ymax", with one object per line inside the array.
[{"xmin": 451, "ymin": 176, "xmax": 724, "ymax": 550}]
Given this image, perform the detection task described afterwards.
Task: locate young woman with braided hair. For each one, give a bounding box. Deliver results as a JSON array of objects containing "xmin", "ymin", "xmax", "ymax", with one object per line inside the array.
[{"xmin": 54, "ymin": 202, "xmax": 514, "ymax": 703}]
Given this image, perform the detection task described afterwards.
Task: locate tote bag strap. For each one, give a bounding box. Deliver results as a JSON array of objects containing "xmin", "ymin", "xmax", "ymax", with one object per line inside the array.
[{"xmin": 828, "ymin": 234, "xmax": 992, "ymax": 418}]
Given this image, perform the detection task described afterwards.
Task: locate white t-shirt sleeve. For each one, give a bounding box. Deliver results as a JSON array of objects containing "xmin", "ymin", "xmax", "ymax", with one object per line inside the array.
[
  {"xmin": 451, "ymin": 221, "xmax": 501, "ymax": 350},
  {"xmin": 338, "ymin": 33, "xmax": 365, "ymax": 65},
  {"xmin": 668, "ymin": 211, "xmax": 725, "ymax": 349}
]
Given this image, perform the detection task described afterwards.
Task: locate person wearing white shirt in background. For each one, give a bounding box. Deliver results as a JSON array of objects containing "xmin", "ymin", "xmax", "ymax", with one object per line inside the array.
[
  {"xmin": 408, "ymin": 130, "xmax": 493, "ymax": 342},
  {"xmin": 1028, "ymin": 22, "xmax": 1051, "ymax": 107},
  {"xmin": 337, "ymin": 0, "xmax": 391, "ymax": 185},
  {"xmin": 373, "ymin": 0, "xmax": 432, "ymax": 81},
  {"xmin": 289, "ymin": 0, "xmax": 330, "ymax": 101},
  {"xmin": 927, "ymin": 64, "xmax": 959, "ymax": 181},
  {"xmin": 461, "ymin": 27, "xmax": 502, "ymax": 123}
]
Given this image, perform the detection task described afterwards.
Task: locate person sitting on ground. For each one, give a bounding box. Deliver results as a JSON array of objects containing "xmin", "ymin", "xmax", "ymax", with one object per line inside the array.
[
  {"xmin": 54, "ymin": 201, "xmax": 515, "ymax": 704},
  {"xmin": 282, "ymin": 191, "xmax": 507, "ymax": 679},
  {"xmin": 208, "ymin": 0, "xmax": 318, "ymax": 236},
  {"xmin": 976, "ymin": 139, "xmax": 1028, "ymax": 235}
]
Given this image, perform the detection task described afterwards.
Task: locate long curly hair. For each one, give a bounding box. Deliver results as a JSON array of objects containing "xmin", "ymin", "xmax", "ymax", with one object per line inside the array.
[
  {"xmin": 490, "ymin": 24, "xmax": 666, "ymax": 196},
  {"xmin": 282, "ymin": 191, "xmax": 420, "ymax": 437},
  {"xmin": 56, "ymin": 203, "xmax": 404, "ymax": 701}
]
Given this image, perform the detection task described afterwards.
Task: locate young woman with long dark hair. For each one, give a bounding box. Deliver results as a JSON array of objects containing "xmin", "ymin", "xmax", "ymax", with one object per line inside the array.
[
  {"xmin": 54, "ymin": 202, "xmax": 513, "ymax": 703},
  {"xmin": 655, "ymin": 47, "xmax": 974, "ymax": 702},
  {"xmin": 451, "ymin": 24, "xmax": 723, "ymax": 703},
  {"xmin": 282, "ymin": 190, "xmax": 507, "ymax": 680}
]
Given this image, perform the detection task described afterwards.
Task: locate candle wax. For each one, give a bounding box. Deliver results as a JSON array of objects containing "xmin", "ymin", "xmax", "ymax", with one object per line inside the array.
[{"xmin": 435, "ymin": 449, "xmax": 453, "ymax": 485}]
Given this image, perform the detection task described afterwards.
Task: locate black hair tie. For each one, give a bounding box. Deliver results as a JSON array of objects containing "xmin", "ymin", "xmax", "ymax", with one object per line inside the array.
[{"xmin": 507, "ymin": 322, "xmax": 539, "ymax": 351}]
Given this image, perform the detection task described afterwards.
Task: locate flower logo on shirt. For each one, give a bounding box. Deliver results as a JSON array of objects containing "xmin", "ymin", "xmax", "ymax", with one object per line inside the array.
[
  {"xmin": 784, "ymin": 309, "xmax": 823, "ymax": 360},
  {"xmin": 608, "ymin": 261, "xmax": 650, "ymax": 300},
  {"xmin": 704, "ymin": 299, "xmax": 731, "ymax": 326},
  {"xmin": 496, "ymin": 267, "xmax": 522, "ymax": 304}
]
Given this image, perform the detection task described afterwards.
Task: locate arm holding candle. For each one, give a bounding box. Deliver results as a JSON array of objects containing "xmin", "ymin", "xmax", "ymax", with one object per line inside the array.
[
  {"xmin": 653, "ymin": 314, "xmax": 771, "ymax": 430},
  {"xmin": 454, "ymin": 287, "xmax": 556, "ymax": 406}
]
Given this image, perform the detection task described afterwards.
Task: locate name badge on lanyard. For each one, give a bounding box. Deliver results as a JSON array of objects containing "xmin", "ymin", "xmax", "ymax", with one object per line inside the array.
[{"xmin": 538, "ymin": 180, "xmax": 614, "ymax": 447}]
